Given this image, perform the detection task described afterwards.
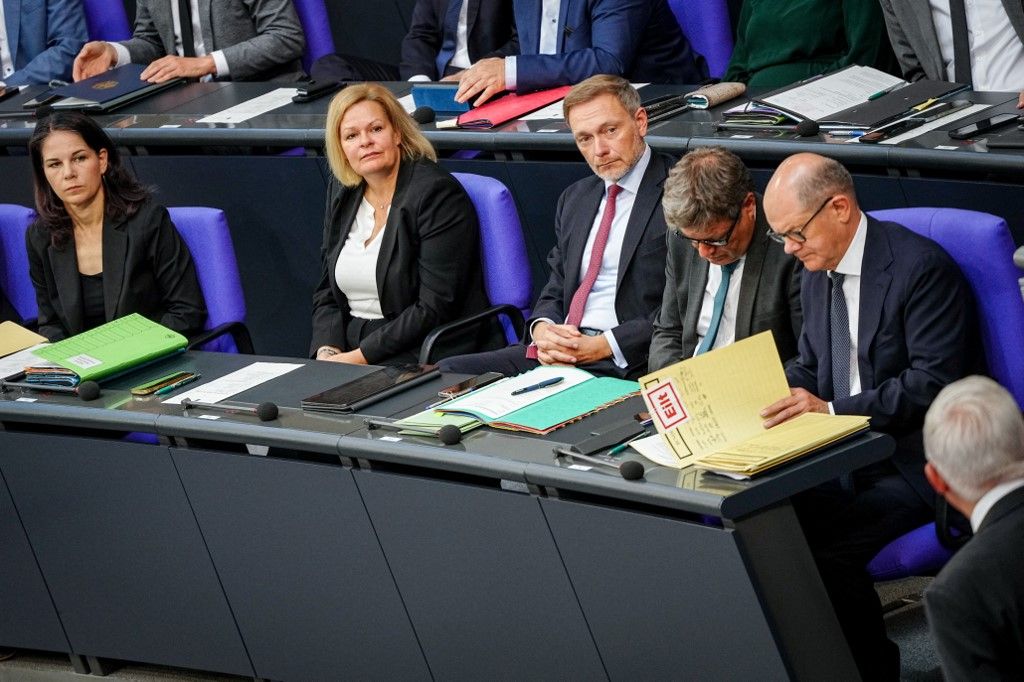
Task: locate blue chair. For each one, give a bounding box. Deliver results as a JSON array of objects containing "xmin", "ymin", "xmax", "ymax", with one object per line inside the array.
[
  {"xmin": 418, "ymin": 173, "xmax": 532, "ymax": 364},
  {"xmin": 81, "ymin": 0, "xmax": 132, "ymax": 42},
  {"xmin": 667, "ymin": 0, "xmax": 734, "ymax": 79},
  {"xmin": 291, "ymin": 0, "xmax": 336, "ymax": 74},
  {"xmin": 167, "ymin": 207, "xmax": 253, "ymax": 354},
  {"xmin": 866, "ymin": 207, "xmax": 1024, "ymax": 582},
  {"xmin": 0, "ymin": 204, "xmax": 38, "ymax": 325}
]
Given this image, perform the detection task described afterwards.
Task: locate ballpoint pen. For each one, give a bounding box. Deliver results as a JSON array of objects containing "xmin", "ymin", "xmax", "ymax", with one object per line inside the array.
[
  {"xmin": 606, "ymin": 432, "xmax": 646, "ymax": 457},
  {"xmin": 510, "ymin": 376, "xmax": 564, "ymax": 396},
  {"xmin": 867, "ymin": 81, "xmax": 909, "ymax": 101},
  {"xmin": 154, "ymin": 373, "xmax": 201, "ymax": 395}
]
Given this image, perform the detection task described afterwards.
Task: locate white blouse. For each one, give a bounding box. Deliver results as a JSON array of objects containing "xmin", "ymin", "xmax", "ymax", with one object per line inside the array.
[{"xmin": 334, "ymin": 198, "xmax": 387, "ymax": 320}]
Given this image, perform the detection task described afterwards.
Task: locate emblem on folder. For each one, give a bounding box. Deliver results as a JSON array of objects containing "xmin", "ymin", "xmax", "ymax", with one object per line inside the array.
[
  {"xmin": 92, "ymin": 80, "xmax": 118, "ymax": 90},
  {"xmin": 644, "ymin": 380, "xmax": 689, "ymax": 430}
]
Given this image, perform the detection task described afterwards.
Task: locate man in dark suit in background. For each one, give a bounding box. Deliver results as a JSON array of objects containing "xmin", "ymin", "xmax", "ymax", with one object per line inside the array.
[
  {"xmin": 312, "ymin": 0, "xmax": 516, "ymax": 83},
  {"xmin": 760, "ymin": 152, "xmax": 980, "ymax": 680},
  {"xmin": 72, "ymin": 0, "xmax": 305, "ymax": 83},
  {"xmin": 648, "ymin": 146, "xmax": 802, "ymax": 371},
  {"xmin": 453, "ymin": 0, "xmax": 707, "ymax": 105},
  {"xmin": 0, "ymin": 0, "xmax": 87, "ymax": 87},
  {"xmin": 439, "ymin": 74, "xmax": 669, "ymax": 380},
  {"xmin": 922, "ymin": 375, "xmax": 1024, "ymax": 680}
]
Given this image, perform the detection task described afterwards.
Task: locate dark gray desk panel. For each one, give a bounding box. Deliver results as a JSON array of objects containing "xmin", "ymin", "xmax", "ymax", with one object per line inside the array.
[
  {"xmin": 0, "ymin": 394, "xmax": 159, "ymax": 433},
  {"xmin": 354, "ymin": 470, "xmax": 607, "ymax": 680},
  {"xmin": 540, "ymin": 497, "xmax": 788, "ymax": 680},
  {"xmin": 172, "ymin": 448, "xmax": 429, "ymax": 681},
  {"xmin": 0, "ymin": 463, "xmax": 69, "ymax": 653},
  {"xmin": 0, "ymin": 433, "xmax": 253, "ymax": 675}
]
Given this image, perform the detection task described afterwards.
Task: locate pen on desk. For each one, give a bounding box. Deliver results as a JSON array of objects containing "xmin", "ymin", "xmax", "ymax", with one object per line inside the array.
[
  {"xmin": 607, "ymin": 432, "xmax": 646, "ymax": 457},
  {"xmin": 828, "ymin": 130, "xmax": 865, "ymax": 138},
  {"xmin": 867, "ymin": 82, "xmax": 907, "ymax": 101},
  {"xmin": 154, "ymin": 373, "xmax": 201, "ymax": 395},
  {"xmin": 510, "ymin": 376, "xmax": 564, "ymax": 396}
]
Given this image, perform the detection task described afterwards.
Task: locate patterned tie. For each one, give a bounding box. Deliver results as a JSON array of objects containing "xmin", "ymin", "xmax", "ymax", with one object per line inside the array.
[
  {"xmin": 948, "ymin": 0, "xmax": 973, "ymax": 86},
  {"xmin": 695, "ymin": 260, "xmax": 739, "ymax": 355},
  {"xmin": 434, "ymin": 0, "xmax": 464, "ymax": 78},
  {"xmin": 178, "ymin": 0, "xmax": 197, "ymax": 58},
  {"xmin": 829, "ymin": 271, "xmax": 851, "ymax": 399},
  {"xmin": 526, "ymin": 184, "xmax": 621, "ymax": 359}
]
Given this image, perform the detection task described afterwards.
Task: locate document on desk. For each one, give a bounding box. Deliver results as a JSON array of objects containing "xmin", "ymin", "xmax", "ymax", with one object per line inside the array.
[
  {"xmin": 638, "ymin": 332, "xmax": 868, "ymax": 475},
  {"xmin": 0, "ymin": 321, "xmax": 46, "ymax": 358},
  {"xmin": 877, "ymin": 103, "xmax": 989, "ymax": 145},
  {"xmin": 162, "ymin": 361, "xmax": 302, "ymax": 404},
  {"xmin": 197, "ymin": 88, "xmax": 299, "ymax": 124},
  {"xmin": 760, "ymin": 66, "xmax": 903, "ymax": 122},
  {"xmin": 0, "ymin": 344, "xmax": 48, "ymax": 380}
]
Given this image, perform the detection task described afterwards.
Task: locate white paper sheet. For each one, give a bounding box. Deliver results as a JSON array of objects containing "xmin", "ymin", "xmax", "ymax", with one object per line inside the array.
[
  {"xmin": 197, "ymin": 88, "xmax": 299, "ymax": 124},
  {"xmin": 162, "ymin": 361, "xmax": 303, "ymax": 404},
  {"xmin": 878, "ymin": 103, "xmax": 990, "ymax": 145},
  {"xmin": 0, "ymin": 344, "xmax": 47, "ymax": 380},
  {"xmin": 762, "ymin": 66, "xmax": 903, "ymax": 121}
]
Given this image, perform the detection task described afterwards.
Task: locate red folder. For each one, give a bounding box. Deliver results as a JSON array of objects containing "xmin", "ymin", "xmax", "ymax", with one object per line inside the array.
[{"xmin": 445, "ymin": 86, "xmax": 573, "ymax": 129}]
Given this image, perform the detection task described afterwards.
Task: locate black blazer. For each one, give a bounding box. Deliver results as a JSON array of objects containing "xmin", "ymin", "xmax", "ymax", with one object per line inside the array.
[
  {"xmin": 648, "ymin": 195, "xmax": 803, "ymax": 371},
  {"xmin": 925, "ymin": 486, "xmax": 1024, "ymax": 680},
  {"xmin": 400, "ymin": 0, "xmax": 518, "ymax": 80},
  {"xmin": 26, "ymin": 201, "xmax": 207, "ymax": 342},
  {"xmin": 0, "ymin": 288, "xmax": 19, "ymax": 324},
  {"xmin": 529, "ymin": 151, "xmax": 671, "ymax": 379},
  {"xmin": 310, "ymin": 158, "xmax": 491, "ymax": 364},
  {"xmin": 786, "ymin": 217, "xmax": 982, "ymax": 502}
]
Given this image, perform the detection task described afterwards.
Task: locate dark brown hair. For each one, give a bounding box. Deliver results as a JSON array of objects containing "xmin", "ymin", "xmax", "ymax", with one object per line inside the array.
[{"xmin": 28, "ymin": 112, "xmax": 149, "ymax": 247}]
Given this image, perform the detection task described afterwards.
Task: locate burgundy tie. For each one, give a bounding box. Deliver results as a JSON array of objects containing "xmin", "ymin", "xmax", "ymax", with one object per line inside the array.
[{"xmin": 527, "ymin": 184, "xmax": 621, "ymax": 359}]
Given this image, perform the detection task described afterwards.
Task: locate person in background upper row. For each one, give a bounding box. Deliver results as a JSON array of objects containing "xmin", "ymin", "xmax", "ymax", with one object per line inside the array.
[
  {"xmin": 0, "ymin": 0, "xmax": 86, "ymax": 87},
  {"xmin": 453, "ymin": 0, "xmax": 708, "ymax": 106},
  {"xmin": 25, "ymin": 112, "xmax": 206, "ymax": 342},
  {"xmin": 724, "ymin": 0, "xmax": 896, "ymax": 87},
  {"xmin": 310, "ymin": 83, "xmax": 496, "ymax": 366},
  {"xmin": 879, "ymin": 0, "xmax": 1024, "ymax": 107},
  {"xmin": 648, "ymin": 146, "xmax": 802, "ymax": 371},
  {"xmin": 312, "ymin": 0, "xmax": 517, "ymax": 84},
  {"xmin": 72, "ymin": 0, "xmax": 305, "ymax": 84},
  {"xmin": 440, "ymin": 75, "xmax": 670, "ymax": 379},
  {"xmin": 922, "ymin": 375, "xmax": 1024, "ymax": 681}
]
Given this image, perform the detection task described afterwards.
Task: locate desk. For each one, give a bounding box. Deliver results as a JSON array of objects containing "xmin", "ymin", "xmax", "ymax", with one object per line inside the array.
[{"xmin": 0, "ymin": 351, "xmax": 891, "ymax": 680}]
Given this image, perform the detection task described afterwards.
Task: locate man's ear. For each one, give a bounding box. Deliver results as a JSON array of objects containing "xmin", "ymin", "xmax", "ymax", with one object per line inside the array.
[{"xmin": 925, "ymin": 461, "xmax": 950, "ymax": 496}]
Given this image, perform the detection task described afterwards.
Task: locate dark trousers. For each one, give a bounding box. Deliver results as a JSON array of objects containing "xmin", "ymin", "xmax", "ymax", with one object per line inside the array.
[
  {"xmin": 310, "ymin": 54, "xmax": 401, "ymax": 83},
  {"xmin": 437, "ymin": 343, "xmax": 629, "ymax": 378},
  {"xmin": 793, "ymin": 462, "xmax": 932, "ymax": 681}
]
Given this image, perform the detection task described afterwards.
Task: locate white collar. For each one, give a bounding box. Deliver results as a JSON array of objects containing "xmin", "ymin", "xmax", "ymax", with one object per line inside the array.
[
  {"xmin": 971, "ymin": 478, "xmax": 1024, "ymax": 532},
  {"xmin": 605, "ymin": 144, "xmax": 651, "ymax": 196},
  {"xmin": 833, "ymin": 211, "xmax": 868, "ymax": 277}
]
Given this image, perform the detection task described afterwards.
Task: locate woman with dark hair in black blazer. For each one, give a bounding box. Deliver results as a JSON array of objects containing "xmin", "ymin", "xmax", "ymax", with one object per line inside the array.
[
  {"xmin": 26, "ymin": 112, "xmax": 206, "ymax": 342},
  {"xmin": 311, "ymin": 83, "xmax": 492, "ymax": 365}
]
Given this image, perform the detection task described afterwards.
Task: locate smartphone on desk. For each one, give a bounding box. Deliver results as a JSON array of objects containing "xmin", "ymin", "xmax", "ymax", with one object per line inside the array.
[
  {"xmin": 131, "ymin": 371, "xmax": 198, "ymax": 396},
  {"xmin": 437, "ymin": 371, "xmax": 504, "ymax": 399},
  {"xmin": 948, "ymin": 113, "xmax": 1020, "ymax": 139}
]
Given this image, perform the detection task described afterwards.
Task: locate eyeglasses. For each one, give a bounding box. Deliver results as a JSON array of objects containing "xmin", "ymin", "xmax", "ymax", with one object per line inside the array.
[
  {"xmin": 767, "ymin": 196, "xmax": 833, "ymax": 244},
  {"xmin": 681, "ymin": 209, "xmax": 741, "ymax": 247}
]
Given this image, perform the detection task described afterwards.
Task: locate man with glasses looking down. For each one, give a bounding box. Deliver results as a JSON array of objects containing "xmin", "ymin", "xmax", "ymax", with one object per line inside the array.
[
  {"xmin": 648, "ymin": 146, "xmax": 803, "ymax": 371},
  {"xmin": 760, "ymin": 152, "xmax": 981, "ymax": 680}
]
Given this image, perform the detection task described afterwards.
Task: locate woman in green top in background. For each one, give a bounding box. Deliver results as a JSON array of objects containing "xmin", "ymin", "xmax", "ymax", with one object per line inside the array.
[{"xmin": 723, "ymin": 0, "xmax": 898, "ymax": 88}]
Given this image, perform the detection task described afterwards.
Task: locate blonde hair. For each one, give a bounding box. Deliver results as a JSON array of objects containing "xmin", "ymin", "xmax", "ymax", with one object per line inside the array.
[
  {"xmin": 324, "ymin": 83, "xmax": 437, "ymax": 186},
  {"xmin": 562, "ymin": 75, "xmax": 641, "ymax": 122}
]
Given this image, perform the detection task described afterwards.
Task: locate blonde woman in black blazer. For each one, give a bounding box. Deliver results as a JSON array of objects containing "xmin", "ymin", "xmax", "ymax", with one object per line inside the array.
[
  {"xmin": 311, "ymin": 83, "xmax": 491, "ymax": 365},
  {"xmin": 25, "ymin": 112, "xmax": 206, "ymax": 342}
]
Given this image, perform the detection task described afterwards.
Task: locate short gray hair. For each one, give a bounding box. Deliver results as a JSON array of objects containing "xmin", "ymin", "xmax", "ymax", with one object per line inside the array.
[
  {"xmin": 795, "ymin": 156, "xmax": 855, "ymax": 211},
  {"xmin": 924, "ymin": 375, "xmax": 1024, "ymax": 502},
  {"xmin": 662, "ymin": 147, "xmax": 753, "ymax": 232}
]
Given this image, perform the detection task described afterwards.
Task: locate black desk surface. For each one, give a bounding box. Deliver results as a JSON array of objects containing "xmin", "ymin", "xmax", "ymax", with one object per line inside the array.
[{"xmin": 0, "ymin": 350, "xmax": 894, "ymax": 520}]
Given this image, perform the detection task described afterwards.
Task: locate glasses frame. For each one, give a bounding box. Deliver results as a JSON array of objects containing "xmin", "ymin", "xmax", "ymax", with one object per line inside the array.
[
  {"xmin": 681, "ymin": 209, "xmax": 742, "ymax": 248},
  {"xmin": 767, "ymin": 195, "xmax": 834, "ymax": 244}
]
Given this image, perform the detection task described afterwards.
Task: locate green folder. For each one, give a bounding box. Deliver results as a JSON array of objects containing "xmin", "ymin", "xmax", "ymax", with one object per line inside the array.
[{"xmin": 32, "ymin": 314, "xmax": 188, "ymax": 383}]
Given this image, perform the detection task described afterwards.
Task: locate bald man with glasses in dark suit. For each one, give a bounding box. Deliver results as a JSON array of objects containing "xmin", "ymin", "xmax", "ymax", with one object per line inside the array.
[{"xmin": 648, "ymin": 146, "xmax": 802, "ymax": 371}]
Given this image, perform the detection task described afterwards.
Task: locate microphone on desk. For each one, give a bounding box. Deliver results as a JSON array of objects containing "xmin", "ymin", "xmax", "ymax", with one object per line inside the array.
[
  {"xmin": 364, "ymin": 417, "xmax": 463, "ymax": 445},
  {"xmin": 412, "ymin": 106, "xmax": 436, "ymax": 124},
  {"xmin": 0, "ymin": 379, "xmax": 101, "ymax": 401},
  {"xmin": 795, "ymin": 119, "xmax": 820, "ymax": 137},
  {"xmin": 554, "ymin": 447, "xmax": 645, "ymax": 480},
  {"xmin": 181, "ymin": 398, "xmax": 279, "ymax": 422}
]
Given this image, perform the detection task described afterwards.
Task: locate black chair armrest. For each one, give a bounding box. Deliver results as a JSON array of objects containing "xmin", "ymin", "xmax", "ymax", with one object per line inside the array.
[
  {"xmin": 418, "ymin": 304, "xmax": 525, "ymax": 365},
  {"xmin": 187, "ymin": 320, "xmax": 255, "ymax": 354}
]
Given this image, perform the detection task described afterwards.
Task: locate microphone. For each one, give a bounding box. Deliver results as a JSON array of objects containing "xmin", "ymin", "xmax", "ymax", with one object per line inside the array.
[
  {"xmin": 555, "ymin": 448, "xmax": 645, "ymax": 480},
  {"xmin": 795, "ymin": 119, "xmax": 820, "ymax": 137},
  {"xmin": 181, "ymin": 398, "xmax": 279, "ymax": 422},
  {"xmin": 365, "ymin": 417, "xmax": 463, "ymax": 445},
  {"xmin": 412, "ymin": 106, "xmax": 435, "ymax": 124},
  {"xmin": 0, "ymin": 379, "xmax": 101, "ymax": 401}
]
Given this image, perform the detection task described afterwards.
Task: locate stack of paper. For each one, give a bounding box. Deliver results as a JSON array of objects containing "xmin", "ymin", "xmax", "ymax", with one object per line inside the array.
[{"xmin": 395, "ymin": 409, "xmax": 482, "ymax": 436}]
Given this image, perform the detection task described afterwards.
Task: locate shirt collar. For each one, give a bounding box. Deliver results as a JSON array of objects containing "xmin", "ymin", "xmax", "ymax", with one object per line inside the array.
[
  {"xmin": 970, "ymin": 477, "xmax": 1024, "ymax": 532},
  {"xmin": 606, "ymin": 144, "xmax": 651, "ymax": 196},
  {"xmin": 833, "ymin": 211, "xmax": 868, "ymax": 277}
]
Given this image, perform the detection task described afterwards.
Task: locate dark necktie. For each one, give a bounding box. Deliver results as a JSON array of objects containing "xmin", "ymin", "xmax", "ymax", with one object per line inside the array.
[
  {"xmin": 526, "ymin": 184, "xmax": 621, "ymax": 360},
  {"xmin": 695, "ymin": 260, "xmax": 739, "ymax": 355},
  {"xmin": 829, "ymin": 271, "xmax": 851, "ymax": 399},
  {"xmin": 434, "ymin": 0, "xmax": 464, "ymax": 78},
  {"xmin": 949, "ymin": 0, "xmax": 973, "ymax": 86},
  {"xmin": 178, "ymin": 0, "xmax": 197, "ymax": 58}
]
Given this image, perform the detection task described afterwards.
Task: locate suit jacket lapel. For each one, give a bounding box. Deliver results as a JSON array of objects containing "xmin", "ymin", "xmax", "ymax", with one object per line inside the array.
[
  {"xmin": 557, "ymin": 0, "xmax": 573, "ymax": 51},
  {"xmin": 858, "ymin": 218, "xmax": 893, "ymax": 388},
  {"xmin": 324, "ymin": 181, "xmax": 363, "ymax": 306},
  {"xmin": 910, "ymin": 0, "xmax": 945, "ymax": 79},
  {"xmin": 197, "ymin": 0, "xmax": 214, "ymax": 53},
  {"xmin": 6, "ymin": 1, "xmax": 20, "ymax": 65},
  {"xmin": 564, "ymin": 180, "xmax": 602, "ymax": 310},
  {"xmin": 516, "ymin": 0, "xmax": 539, "ymax": 53},
  {"xmin": 735, "ymin": 200, "xmax": 770, "ymax": 339},
  {"xmin": 682, "ymin": 248, "xmax": 708, "ymax": 356},
  {"xmin": 465, "ymin": 0, "xmax": 480, "ymax": 36},
  {"xmin": 616, "ymin": 155, "xmax": 664, "ymax": 289},
  {"xmin": 375, "ymin": 160, "xmax": 417, "ymax": 309},
  {"xmin": 49, "ymin": 241, "xmax": 83, "ymax": 335},
  {"xmin": 1000, "ymin": 0, "xmax": 1024, "ymax": 43},
  {"xmin": 102, "ymin": 216, "xmax": 128, "ymax": 321}
]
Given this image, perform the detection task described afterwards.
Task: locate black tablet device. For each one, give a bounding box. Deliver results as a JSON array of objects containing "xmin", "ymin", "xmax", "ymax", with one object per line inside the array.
[{"xmin": 301, "ymin": 364, "xmax": 440, "ymax": 413}]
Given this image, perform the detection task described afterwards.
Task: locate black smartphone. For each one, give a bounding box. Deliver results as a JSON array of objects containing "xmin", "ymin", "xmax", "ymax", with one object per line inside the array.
[
  {"xmin": 22, "ymin": 89, "xmax": 61, "ymax": 109},
  {"xmin": 437, "ymin": 371, "xmax": 505, "ymax": 399},
  {"xmin": 948, "ymin": 113, "xmax": 1020, "ymax": 139},
  {"xmin": 0, "ymin": 86, "xmax": 20, "ymax": 104},
  {"xmin": 292, "ymin": 80, "xmax": 344, "ymax": 103}
]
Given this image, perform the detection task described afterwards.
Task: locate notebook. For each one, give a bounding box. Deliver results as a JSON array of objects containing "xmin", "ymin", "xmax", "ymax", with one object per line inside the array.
[
  {"xmin": 51, "ymin": 64, "xmax": 184, "ymax": 112},
  {"xmin": 31, "ymin": 314, "xmax": 188, "ymax": 383},
  {"xmin": 437, "ymin": 85, "xmax": 572, "ymax": 129}
]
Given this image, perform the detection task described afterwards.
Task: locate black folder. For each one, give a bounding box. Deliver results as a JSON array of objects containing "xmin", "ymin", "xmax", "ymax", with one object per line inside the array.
[{"xmin": 51, "ymin": 64, "xmax": 185, "ymax": 112}]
